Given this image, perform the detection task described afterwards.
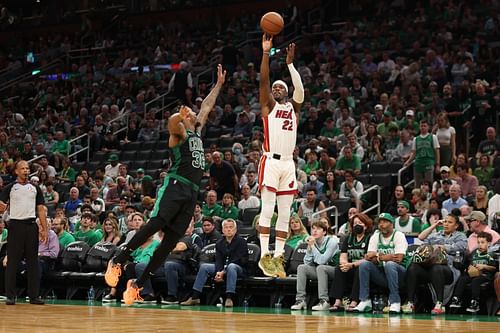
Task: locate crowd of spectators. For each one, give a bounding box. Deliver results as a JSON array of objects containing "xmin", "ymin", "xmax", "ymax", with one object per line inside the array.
[{"xmin": 0, "ymin": 0, "xmax": 498, "ymax": 313}]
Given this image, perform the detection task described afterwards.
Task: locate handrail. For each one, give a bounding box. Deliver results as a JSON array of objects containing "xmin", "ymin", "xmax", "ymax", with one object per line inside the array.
[
  {"xmin": 312, "ymin": 205, "xmax": 339, "ymax": 234},
  {"xmin": 68, "ymin": 133, "xmax": 91, "ymax": 162},
  {"xmin": 144, "ymin": 91, "xmax": 171, "ymax": 115},
  {"xmin": 27, "ymin": 154, "xmax": 46, "ymax": 177},
  {"xmin": 397, "ymin": 161, "xmax": 413, "ymax": 185},
  {"xmin": 357, "ymin": 185, "xmax": 381, "ymax": 215}
]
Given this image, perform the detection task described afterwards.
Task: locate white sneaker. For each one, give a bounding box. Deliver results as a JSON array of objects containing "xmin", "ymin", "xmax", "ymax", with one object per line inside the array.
[
  {"xmin": 312, "ymin": 300, "xmax": 330, "ymax": 311},
  {"xmin": 353, "ymin": 299, "xmax": 372, "ymax": 312},
  {"xmin": 389, "ymin": 302, "xmax": 401, "ymax": 313},
  {"xmin": 291, "ymin": 299, "xmax": 307, "ymax": 310}
]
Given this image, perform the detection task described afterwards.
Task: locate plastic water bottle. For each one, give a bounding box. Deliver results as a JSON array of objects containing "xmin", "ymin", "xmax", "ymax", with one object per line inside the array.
[
  {"xmin": 87, "ymin": 285, "xmax": 95, "ymax": 304},
  {"xmin": 453, "ymin": 251, "xmax": 462, "ymax": 270},
  {"xmin": 243, "ymin": 299, "xmax": 249, "ymax": 312}
]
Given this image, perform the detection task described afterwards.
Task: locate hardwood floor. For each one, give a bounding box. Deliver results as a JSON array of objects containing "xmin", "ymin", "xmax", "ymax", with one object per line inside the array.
[{"xmin": 0, "ymin": 303, "xmax": 498, "ymax": 333}]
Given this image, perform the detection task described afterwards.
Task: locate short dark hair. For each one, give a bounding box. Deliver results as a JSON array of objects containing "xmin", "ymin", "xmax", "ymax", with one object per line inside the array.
[
  {"xmin": 202, "ymin": 216, "xmax": 214, "ymax": 225},
  {"xmin": 476, "ymin": 231, "xmax": 492, "ymax": 243},
  {"xmin": 306, "ymin": 187, "xmax": 317, "ymax": 194}
]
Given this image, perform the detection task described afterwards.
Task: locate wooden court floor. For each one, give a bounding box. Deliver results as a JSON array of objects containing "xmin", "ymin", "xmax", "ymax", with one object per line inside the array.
[{"xmin": 0, "ymin": 302, "xmax": 498, "ymax": 333}]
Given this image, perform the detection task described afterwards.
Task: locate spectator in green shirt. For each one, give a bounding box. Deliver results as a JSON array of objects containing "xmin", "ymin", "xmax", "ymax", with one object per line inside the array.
[
  {"xmin": 73, "ymin": 212, "xmax": 101, "ymax": 247},
  {"xmin": 51, "ymin": 216, "xmax": 75, "ymax": 249},
  {"xmin": 319, "ymin": 118, "xmax": 341, "ymax": 140},
  {"xmin": 335, "ymin": 146, "xmax": 361, "ymax": 176},
  {"xmin": 219, "ymin": 193, "xmax": 239, "ymax": 221},
  {"xmin": 0, "ymin": 219, "xmax": 7, "ymax": 242},
  {"xmin": 286, "ymin": 214, "xmax": 309, "ymax": 250},
  {"xmin": 57, "ymin": 157, "xmax": 76, "ymax": 183},
  {"xmin": 474, "ymin": 154, "xmax": 494, "ymax": 189},
  {"xmin": 376, "ymin": 111, "xmax": 399, "ymax": 140},
  {"xmin": 202, "ymin": 190, "xmax": 223, "ymax": 218},
  {"xmin": 51, "ymin": 131, "xmax": 70, "ymax": 170}
]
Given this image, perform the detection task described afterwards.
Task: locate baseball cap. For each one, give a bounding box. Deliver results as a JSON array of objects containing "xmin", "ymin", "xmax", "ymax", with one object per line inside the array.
[
  {"xmin": 440, "ymin": 166, "xmax": 450, "ymax": 172},
  {"xmin": 464, "ymin": 211, "xmax": 486, "ymax": 222},
  {"xmin": 195, "ymin": 97, "xmax": 203, "ymax": 102},
  {"xmin": 30, "ymin": 176, "xmax": 39, "ymax": 182},
  {"xmin": 323, "ymin": 88, "xmax": 331, "ymax": 94},
  {"xmin": 429, "ymin": 81, "xmax": 438, "ymax": 86},
  {"xmin": 137, "ymin": 168, "xmax": 145, "ymax": 174},
  {"xmin": 406, "ymin": 110, "xmax": 414, "ymax": 117},
  {"xmin": 397, "ymin": 200, "xmax": 410, "ymax": 210},
  {"xmin": 383, "ymin": 111, "xmax": 392, "ymax": 117},
  {"xmin": 378, "ymin": 212, "xmax": 395, "ymax": 225},
  {"xmin": 374, "ymin": 104, "xmax": 383, "ymax": 111},
  {"xmin": 108, "ymin": 154, "xmax": 119, "ymax": 162}
]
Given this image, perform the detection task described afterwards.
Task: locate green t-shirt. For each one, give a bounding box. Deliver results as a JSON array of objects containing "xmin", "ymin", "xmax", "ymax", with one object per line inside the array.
[
  {"xmin": 60, "ymin": 167, "xmax": 76, "ymax": 182},
  {"xmin": 131, "ymin": 240, "xmax": 160, "ymax": 264},
  {"xmin": 51, "ymin": 139, "xmax": 70, "ymax": 155},
  {"xmin": 335, "ymin": 155, "xmax": 361, "ymax": 172},
  {"xmin": 320, "ymin": 126, "xmax": 341, "ymax": 138},
  {"xmin": 377, "ymin": 121, "xmax": 398, "ymax": 139},
  {"xmin": 59, "ymin": 231, "xmax": 76, "ymax": 249},
  {"xmin": 202, "ymin": 203, "xmax": 223, "ymax": 218},
  {"xmin": 303, "ymin": 160, "xmax": 320, "ymax": 176},
  {"xmin": 219, "ymin": 205, "xmax": 239, "ymax": 220},
  {"xmin": 474, "ymin": 167, "xmax": 494, "ymax": 188},
  {"xmin": 1, "ymin": 229, "xmax": 8, "ymax": 242},
  {"xmin": 286, "ymin": 233, "xmax": 308, "ymax": 250},
  {"xmin": 73, "ymin": 229, "xmax": 101, "ymax": 247}
]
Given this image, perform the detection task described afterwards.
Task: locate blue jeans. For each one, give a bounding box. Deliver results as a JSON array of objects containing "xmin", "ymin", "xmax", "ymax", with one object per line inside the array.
[
  {"xmin": 358, "ymin": 260, "xmax": 406, "ymax": 304},
  {"xmin": 192, "ymin": 263, "xmax": 244, "ymax": 295},
  {"xmin": 164, "ymin": 261, "xmax": 187, "ymax": 297},
  {"xmin": 135, "ymin": 262, "xmax": 164, "ymax": 296}
]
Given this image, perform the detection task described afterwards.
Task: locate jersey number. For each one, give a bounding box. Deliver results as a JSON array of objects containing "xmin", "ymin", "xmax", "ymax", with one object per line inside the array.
[
  {"xmin": 192, "ymin": 151, "xmax": 205, "ymax": 170},
  {"xmin": 282, "ymin": 120, "xmax": 293, "ymax": 131}
]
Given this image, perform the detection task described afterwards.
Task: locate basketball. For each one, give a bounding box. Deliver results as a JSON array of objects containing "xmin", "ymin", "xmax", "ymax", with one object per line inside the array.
[{"xmin": 260, "ymin": 12, "xmax": 284, "ymax": 36}]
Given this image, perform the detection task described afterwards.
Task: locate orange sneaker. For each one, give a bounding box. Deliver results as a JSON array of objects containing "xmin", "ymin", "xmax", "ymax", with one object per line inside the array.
[
  {"xmin": 123, "ymin": 279, "xmax": 143, "ymax": 305},
  {"xmin": 104, "ymin": 260, "xmax": 122, "ymax": 287}
]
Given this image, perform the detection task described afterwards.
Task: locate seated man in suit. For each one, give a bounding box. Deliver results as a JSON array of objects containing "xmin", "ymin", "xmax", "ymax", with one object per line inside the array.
[{"xmin": 181, "ymin": 218, "xmax": 248, "ymax": 307}]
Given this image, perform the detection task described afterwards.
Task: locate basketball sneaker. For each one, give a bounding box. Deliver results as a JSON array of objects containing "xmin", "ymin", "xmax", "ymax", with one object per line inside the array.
[
  {"xmin": 258, "ymin": 253, "xmax": 277, "ymax": 277},
  {"xmin": 466, "ymin": 300, "xmax": 479, "ymax": 313},
  {"xmin": 431, "ymin": 301, "xmax": 445, "ymax": 315},
  {"xmin": 401, "ymin": 302, "xmax": 415, "ymax": 314},
  {"xmin": 272, "ymin": 255, "xmax": 286, "ymax": 278},
  {"xmin": 104, "ymin": 259, "xmax": 121, "ymax": 288},
  {"xmin": 123, "ymin": 279, "xmax": 143, "ymax": 305},
  {"xmin": 290, "ymin": 299, "xmax": 307, "ymax": 310}
]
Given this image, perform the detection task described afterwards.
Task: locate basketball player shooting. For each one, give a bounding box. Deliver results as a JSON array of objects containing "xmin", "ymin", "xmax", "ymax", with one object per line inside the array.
[{"xmin": 258, "ymin": 34, "xmax": 304, "ymax": 278}]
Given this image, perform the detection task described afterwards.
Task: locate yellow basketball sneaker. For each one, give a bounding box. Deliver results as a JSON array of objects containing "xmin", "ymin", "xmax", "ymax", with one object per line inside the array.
[
  {"xmin": 273, "ymin": 255, "xmax": 286, "ymax": 278},
  {"xmin": 258, "ymin": 253, "xmax": 277, "ymax": 277}
]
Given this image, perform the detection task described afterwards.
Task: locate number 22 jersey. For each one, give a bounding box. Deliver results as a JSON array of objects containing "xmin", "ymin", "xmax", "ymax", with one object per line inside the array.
[{"xmin": 262, "ymin": 101, "xmax": 297, "ymax": 157}]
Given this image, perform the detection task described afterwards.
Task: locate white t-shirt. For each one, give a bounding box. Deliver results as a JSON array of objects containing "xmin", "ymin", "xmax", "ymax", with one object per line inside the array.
[
  {"xmin": 238, "ymin": 196, "xmax": 260, "ymax": 210},
  {"xmin": 368, "ymin": 230, "xmax": 408, "ymax": 254},
  {"xmin": 435, "ymin": 126, "xmax": 455, "ymax": 146}
]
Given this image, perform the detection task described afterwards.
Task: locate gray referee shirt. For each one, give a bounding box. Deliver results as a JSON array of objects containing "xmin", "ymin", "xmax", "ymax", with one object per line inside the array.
[{"xmin": 0, "ymin": 182, "xmax": 44, "ymax": 220}]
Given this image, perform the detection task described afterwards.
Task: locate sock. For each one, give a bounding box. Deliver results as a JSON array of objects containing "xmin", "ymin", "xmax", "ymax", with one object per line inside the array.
[
  {"xmin": 274, "ymin": 236, "xmax": 286, "ymax": 257},
  {"xmin": 259, "ymin": 233, "xmax": 270, "ymax": 258}
]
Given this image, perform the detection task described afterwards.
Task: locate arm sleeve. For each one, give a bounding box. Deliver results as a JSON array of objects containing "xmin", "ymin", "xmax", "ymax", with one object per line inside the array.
[{"xmin": 287, "ymin": 63, "xmax": 304, "ymax": 104}]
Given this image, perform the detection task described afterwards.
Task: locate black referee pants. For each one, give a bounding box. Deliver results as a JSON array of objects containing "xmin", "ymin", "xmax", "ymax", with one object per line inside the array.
[{"xmin": 6, "ymin": 220, "xmax": 39, "ymax": 300}]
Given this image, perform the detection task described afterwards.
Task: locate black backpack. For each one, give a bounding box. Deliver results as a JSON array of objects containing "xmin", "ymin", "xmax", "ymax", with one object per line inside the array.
[
  {"xmin": 61, "ymin": 241, "xmax": 91, "ymax": 272},
  {"xmin": 82, "ymin": 242, "xmax": 117, "ymax": 272}
]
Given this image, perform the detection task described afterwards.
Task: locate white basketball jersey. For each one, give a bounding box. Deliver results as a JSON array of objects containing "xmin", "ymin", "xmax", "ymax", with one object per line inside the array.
[{"xmin": 262, "ymin": 102, "xmax": 297, "ymax": 156}]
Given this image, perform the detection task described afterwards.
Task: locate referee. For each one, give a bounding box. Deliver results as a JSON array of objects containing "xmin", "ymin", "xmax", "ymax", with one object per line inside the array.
[{"xmin": 0, "ymin": 160, "xmax": 47, "ymax": 305}]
